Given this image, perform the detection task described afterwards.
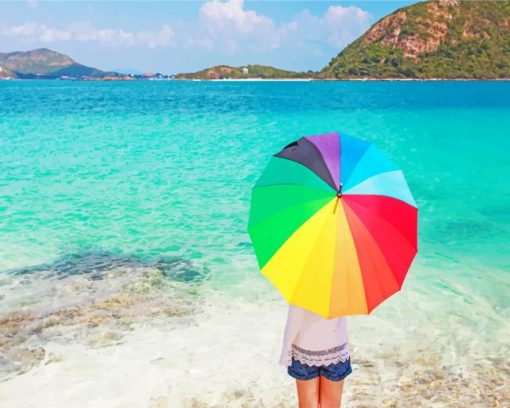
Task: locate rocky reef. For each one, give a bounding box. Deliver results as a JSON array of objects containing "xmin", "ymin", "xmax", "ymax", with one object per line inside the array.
[{"xmin": 0, "ymin": 251, "xmax": 210, "ymax": 380}]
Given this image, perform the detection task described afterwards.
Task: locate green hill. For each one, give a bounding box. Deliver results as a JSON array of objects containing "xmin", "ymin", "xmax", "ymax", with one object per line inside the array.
[
  {"xmin": 321, "ymin": 0, "xmax": 510, "ymax": 79},
  {"xmin": 176, "ymin": 64, "xmax": 313, "ymax": 80}
]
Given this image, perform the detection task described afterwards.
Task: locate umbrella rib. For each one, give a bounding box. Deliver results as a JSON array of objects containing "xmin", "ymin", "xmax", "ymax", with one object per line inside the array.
[
  {"xmin": 342, "ymin": 170, "xmax": 417, "ymax": 208},
  {"xmin": 344, "ymin": 199, "xmax": 417, "ymax": 289},
  {"xmin": 252, "ymin": 182, "xmax": 333, "ymax": 194},
  {"xmin": 341, "ymin": 143, "xmax": 373, "ymax": 189},
  {"xmin": 342, "ymin": 200, "xmax": 401, "ymax": 312},
  {"xmin": 286, "ymin": 198, "xmax": 336, "ymax": 308},
  {"xmin": 249, "ymin": 195, "xmax": 335, "ymax": 273},
  {"xmin": 248, "ymin": 195, "xmax": 333, "ymax": 233},
  {"xmin": 328, "ymin": 201, "xmax": 366, "ymax": 317},
  {"xmin": 305, "ymin": 138, "xmax": 339, "ymax": 192},
  {"xmin": 344, "ymin": 195, "xmax": 417, "ymax": 250},
  {"xmin": 342, "ymin": 169, "xmax": 401, "ymax": 194},
  {"xmin": 275, "ymin": 138, "xmax": 338, "ymax": 192}
]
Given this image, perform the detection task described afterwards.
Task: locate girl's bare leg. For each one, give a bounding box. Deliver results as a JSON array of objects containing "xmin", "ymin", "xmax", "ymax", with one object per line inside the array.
[
  {"xmin": 295, "ymin": 378, "xmax": 320, "ymax": 408},
  {"xmin": 319, "ymin": 375, "xmax": 345, "ymax": 408}
]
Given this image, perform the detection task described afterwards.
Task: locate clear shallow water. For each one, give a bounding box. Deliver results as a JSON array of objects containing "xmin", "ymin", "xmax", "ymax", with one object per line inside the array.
[{"xmin": 0, "ymin": 81, "xmax": 509, "ymax": 407}]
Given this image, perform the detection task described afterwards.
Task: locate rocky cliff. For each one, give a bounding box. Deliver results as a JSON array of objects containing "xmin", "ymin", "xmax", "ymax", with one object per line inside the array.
[{"xmin": 321, "ymin": 0, "xmax": 510, "ymax": 79}]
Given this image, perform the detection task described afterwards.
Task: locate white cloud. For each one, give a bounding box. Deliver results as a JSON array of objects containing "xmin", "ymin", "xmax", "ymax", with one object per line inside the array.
[
  {"xmin": 323, "ymin": 6, "xmax": 373, "ymax": 47},
  {"xmin": 279, "ymin": 6, "xmax": 372, "ymax": 53},
  {"xmin": 198, "ymin": 0, "xmax": 280, "ymax": 53},
  {"xmin": 137, "ymin": 25, "xmax": 174, "ymax": 49},
  {"xmin": 200, "ymin": 0, "xmax": 273, "ymax": 35},
  {"xmin": 39, "ymin": 26, "xmax": 73, "ymax": 43},
  {"xmin": 192, "ymin": 0, "xmax": 372, "ymax": 57},
  {"xmin": 0, "ymin": 2, "xmax": 373, "ymax": 71},
  {"xmin": 186, "ymin": 35, "xmax": 215, "ymax": 51},
  {"xmin": 0, "ymin": 22, "xmax": 174, "ymax": 48}
]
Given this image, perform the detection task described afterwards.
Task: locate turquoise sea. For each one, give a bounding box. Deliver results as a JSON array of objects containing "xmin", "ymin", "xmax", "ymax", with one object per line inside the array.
[{"xmin": 0, "ymin": 81, "xmax": 509, "ymax": 407}]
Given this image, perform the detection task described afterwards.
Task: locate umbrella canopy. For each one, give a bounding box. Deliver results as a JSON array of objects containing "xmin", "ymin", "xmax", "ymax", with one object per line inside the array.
[{"xmin": 248, "ymin": 131, "xmax": 418, "ymax": 319}]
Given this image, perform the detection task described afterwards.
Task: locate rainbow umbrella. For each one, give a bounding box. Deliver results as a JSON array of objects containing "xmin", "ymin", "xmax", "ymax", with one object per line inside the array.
[{"xmin": 248, "ymin": 131, "xmax": 418, "ymax": 318}]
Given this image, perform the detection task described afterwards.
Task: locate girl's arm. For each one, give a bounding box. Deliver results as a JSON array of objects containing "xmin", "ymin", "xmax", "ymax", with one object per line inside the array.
[{"xmin": 278, "ymin": 304, "xmax": 305, "ymax": 366}]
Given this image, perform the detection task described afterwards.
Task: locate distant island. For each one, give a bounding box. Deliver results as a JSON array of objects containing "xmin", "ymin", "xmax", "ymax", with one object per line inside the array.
[
  {"xmin": 176, "ymin": 0, "xmax": 510, "ymax": 81},
  {"xmin": 0, "ymin": 48, "xmax": 172, "ymax": 81},
  {"xmin": 1, "ymin": 0, "xmax": 509, "ymax": 81},
  {"xmin": 174, "ymin": 65, "xmax": 315, "ymax": 80}
]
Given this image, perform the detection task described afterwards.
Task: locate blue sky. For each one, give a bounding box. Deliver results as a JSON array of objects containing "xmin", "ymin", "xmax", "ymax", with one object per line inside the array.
[{"xmin": 0, "ymin": 1, "xmax": 416, "ymax": 74}]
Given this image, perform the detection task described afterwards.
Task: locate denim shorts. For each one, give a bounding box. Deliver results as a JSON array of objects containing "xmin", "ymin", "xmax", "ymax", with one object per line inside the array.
[{"xmin": 287, "ymin": 357, "xmax": 352, "ymax": 381}]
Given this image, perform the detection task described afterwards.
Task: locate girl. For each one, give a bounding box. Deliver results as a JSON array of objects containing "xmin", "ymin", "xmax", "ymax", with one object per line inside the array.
[{"xmin": 279, "ymin": 304, "xmax": 352, "ymax": 408}]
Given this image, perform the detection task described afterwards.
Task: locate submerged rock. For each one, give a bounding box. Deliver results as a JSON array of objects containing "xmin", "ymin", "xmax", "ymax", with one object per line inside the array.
[
  {"xmin": 7, "ymin": 250, "xmax": 211, "ymax": 285},
  {"xmin": 152, "ymin": 257, "xmax": 210, "ymax": 283},
  {"xmin": 0, "ymin": 250, "xmax": 210, "ymax": 380}
]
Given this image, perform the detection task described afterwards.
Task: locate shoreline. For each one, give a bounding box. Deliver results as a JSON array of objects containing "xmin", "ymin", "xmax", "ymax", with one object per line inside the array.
[
  {"xmin": 2, "ymin": 77, "xmax": 510, "ymax": 83},
  {"xmin": 1, "ymin": 265, "xmax": 508, "ymax": 407},
  {"xmin": 168, "ymin": 77, "xmax": 510, "ymax": 82}
]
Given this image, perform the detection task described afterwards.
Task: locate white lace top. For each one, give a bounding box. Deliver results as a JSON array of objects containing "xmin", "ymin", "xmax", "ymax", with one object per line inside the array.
[{"xmin": 279, "ymin": 304, "xmax": 350, "ymax": 367}]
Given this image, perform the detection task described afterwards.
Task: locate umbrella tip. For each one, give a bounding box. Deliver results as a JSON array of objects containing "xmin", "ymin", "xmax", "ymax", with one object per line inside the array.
[
  {"xmin": 337, "ymin": 183, "xmax": 343, "ymax": 198},
  {"xmin": 333, "ymin": 183, "xmax": 343, "ymax": 213}
]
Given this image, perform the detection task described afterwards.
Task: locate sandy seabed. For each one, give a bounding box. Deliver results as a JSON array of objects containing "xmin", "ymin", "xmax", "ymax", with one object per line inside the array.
[{"xmin": 0, "ymin": 260, "xmax": 508, "ymax": 408}]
